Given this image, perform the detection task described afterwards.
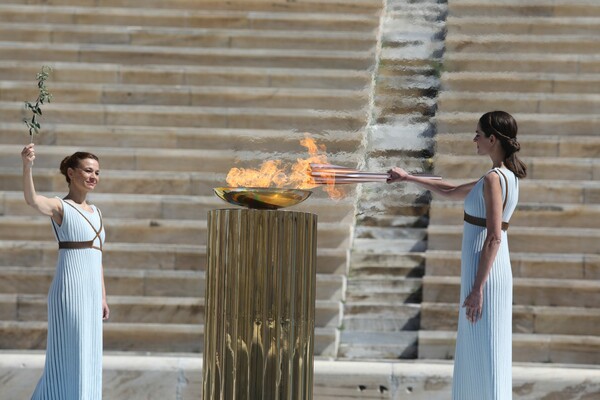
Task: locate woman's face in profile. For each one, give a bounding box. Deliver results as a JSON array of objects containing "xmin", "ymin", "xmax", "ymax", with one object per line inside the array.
[{"xmin": 473, "ymin": 124, "xmax": 494, "ymax": 156}]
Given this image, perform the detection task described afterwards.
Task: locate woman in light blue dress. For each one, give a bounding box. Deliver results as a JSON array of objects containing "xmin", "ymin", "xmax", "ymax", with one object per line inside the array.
[
  {"xmin": 388, "ymin": 111, "xmax": 527, "ymax": 399},
  {"xmin": 21, "ymin": 144, "xmax": 109, "ymax": 400}
]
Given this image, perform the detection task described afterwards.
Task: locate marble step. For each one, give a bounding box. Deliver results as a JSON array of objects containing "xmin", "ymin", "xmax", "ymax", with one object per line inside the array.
[
  {"xmin": 349, "ymin": 252, "xmax": 425, "ymax": 279},
  {"xmin": 0, "ymin": 240, "xmax": 348, "ymax": 275},
  {"xmin": 425, "ymin": 250, "xmax": 600, "ymax": 280},
  {"xmin": 0, "ymin": 81, "xmax": 368, "ymax": 111},
  {"xmin": 418, "ymin": 330, "xmax": 600, "ymax": 365},
  {"xmin": 444, "ymin": 52, "xmax": 600, "ymax": 74},
  {"xmin": 0, "ymin": 321, "xmax": 337, "ymax": 355},
  {"xmin": 429, "ymin": 201, "xmax": 600, "ymax": 229},
  {"xmin": 0, "ymin": 11, "xmax": 375, "ymax": 37},
  {"xmin": 0, "ymin": 267, "xmax": 345, "ymax": 301},
  {"xmin": 0, "ymin": 101, "xmax": 367, "ymax": 132},
  {"xmin": 447, "ymin": 16, "xmax": 600, "ymax": 36},
  {"xmin": 436, "ymin": 133, "xmax": 600, "ymax": 158},
  {"xmin": 0, "ymin": 23, "xmax": 376, "ymax": 51},
  {"xmin": 437, "ymin": 111, "xmax": 600, "ymax": 136},
  {"xmin": 0, "ymin": 122, "xmax": 364, "ymax": 151},
  {"xmin": 0, "ymin": 215, "xmax": 350, "ymax": 248},
  {"xmin": 0, "ymin": 294, "xmax": 341, "ymax": 328},
  {"xmin": 4, "ymin": 354, "xmax": 599, "ymax": 400},
  {"xmin": 442, "ymin": 72, "xmax": 600, "ymax": 95},
  {"xmin": 0, "ymin": 41, "xmax": 374, "ymax": 70},
  {"xmin": 446, "ymin": 34, "xmax": 600, "ymax": 55},
  {"xmin": 428, "ymin": 224, "xmax": 600, "ymax": 255},
  {"xmin": 421, "ymin": 302, "xmax": 600, "ymax": 336},
  {"xmin": 345, "ymin": 278, "xmax": 422, "ymax": 304},
  {"xmin": 337, "ymin": 331, "xmax": 418, "ymax": 359},
  {"xmin": 0, "ymin": 0, "xmax": 382, "ymax": 15},
  {"xmin": 438, "ymin": 91, "xmax": 600, "ymax": 115},
  {"xmin": 352, "ymin": 226, "xmax": 427, "ymax": 254},
  {"xmin": 350, "ymin": 252, "xmax": 426, "ymax": 269},
  {"xmin": 0, "ymin": 191, "xmax": 356, "ymax": 224},
  {"xmin": 423, "ymin": 276, "xmax": 600, "ymax": 308},
  {"xmin": 433, "ymin": 154, "xmax": 600, "ymax": 181},
  {"xmin": 0, "ymin": 61, "xmax": 371, "ymax": 90},
  {"xmin": 342, "ymin": 303, "xmax": 421, "ymax": 331},
  {"xmin": 449, "ymin": 0, "xmax": 600, "ymax": 18}
]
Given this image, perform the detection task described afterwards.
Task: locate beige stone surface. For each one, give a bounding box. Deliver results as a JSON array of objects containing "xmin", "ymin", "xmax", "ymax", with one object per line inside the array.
[
  {"xmin": 448, "ymin": 16, "xmax": 600, "ymax": 36},
  {"xmin": 430, "ymin": 201, "xmax": 600, "ymax": 228},
  {"xmin": 437, "ymin": 111, "xmax": 600, "ymax": 136},
  {"xmin": 2, "ymin": 351, "xmax": 600, "ymax": 399},
  {"xmin": 428, "ymin": 224, "xmax": 600, "ymax": 254},
  {"xmin": 423, "ymin": 275, "xmax": 600, "ymax": 308},
  {"xmin": 425, "ymin": 250, "xmax": 596, "ymax": 279},
  {"xmin": 447, "ymin": 35, "xmax": 600, "ymax": 55}
]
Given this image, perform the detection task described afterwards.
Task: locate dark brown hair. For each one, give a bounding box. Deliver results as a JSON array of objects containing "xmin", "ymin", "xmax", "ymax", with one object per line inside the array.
[
  {"xmin": 59, "ymin": 152, "xmax": 99, "ymax": 184},
  {"xmin": 478, "ymin": 111, "xmax": 527, "ymax": 178}
]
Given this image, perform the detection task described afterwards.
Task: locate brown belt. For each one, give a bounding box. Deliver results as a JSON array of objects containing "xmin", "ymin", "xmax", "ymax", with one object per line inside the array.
[
  {"xmin": 464, "ymin": 212, "xmax": 509, "ymax": 231},
  {"xmin": 59, "ymin": 240, "xmax": 102, "ymax": 252}
]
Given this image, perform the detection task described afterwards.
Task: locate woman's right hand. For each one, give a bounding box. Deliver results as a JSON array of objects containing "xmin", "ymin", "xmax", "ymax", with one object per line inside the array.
[
  {"xmin": 387, "ymin": 167, "xmax": 410, "ymax": 183},
  {"xmin": 21, "ymin": 143, "xmax": 35, "ymax": 168}
]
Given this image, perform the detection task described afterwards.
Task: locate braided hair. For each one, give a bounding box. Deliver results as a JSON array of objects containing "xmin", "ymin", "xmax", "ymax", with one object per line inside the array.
[{"xmin": 479, "ymin": 111, "xmax": 527, "ymax": 178}]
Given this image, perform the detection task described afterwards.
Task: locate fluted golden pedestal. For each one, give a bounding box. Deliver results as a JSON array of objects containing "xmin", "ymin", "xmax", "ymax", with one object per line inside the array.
[{"xmin": 204, "ymin": 209, "xmax": 317, "ymax": 400}]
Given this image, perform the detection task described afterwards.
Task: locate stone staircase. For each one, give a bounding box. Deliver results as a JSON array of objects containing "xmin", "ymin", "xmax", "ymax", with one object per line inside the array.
[
  {"xmin": 339, "ymin": 0, "xmax": 446, "ymax": 359},
  {"xmin": 420, "ymin": 0, "xmax": 600, "ymax": 365},
  {"xmin": 0, "ymin": 0, "xmax": 383, "ymax": 358}
]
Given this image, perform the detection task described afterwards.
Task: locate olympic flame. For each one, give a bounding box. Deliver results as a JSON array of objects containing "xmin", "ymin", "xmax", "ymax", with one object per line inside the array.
[{"xmin": 226, "ymin": 136, "xmax": 345, "ymax": 199}]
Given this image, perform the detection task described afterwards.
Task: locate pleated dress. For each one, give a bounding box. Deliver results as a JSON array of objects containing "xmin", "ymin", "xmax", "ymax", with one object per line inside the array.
[
  {"xmin": 452, "ymin": 167, "xmax": 519, "ymax": 400},
  {"xmin": 32, "ymin": 199, "xmax": 105, "ymax": 400}
]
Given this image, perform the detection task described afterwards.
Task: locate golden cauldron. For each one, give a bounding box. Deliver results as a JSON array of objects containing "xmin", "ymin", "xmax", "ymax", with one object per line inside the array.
[{"xmin": 213, "ymin": 187, "xmax": 312, "ymax": 210}]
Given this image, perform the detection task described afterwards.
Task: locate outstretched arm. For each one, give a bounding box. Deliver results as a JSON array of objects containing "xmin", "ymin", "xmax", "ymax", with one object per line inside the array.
[
  {"xmin": 387, "ymin": 167, "xmax": 477, "ymax": 200},
  {"xmin": 21, "ymin": 144, "xmax": 62, "ymax": 222}
]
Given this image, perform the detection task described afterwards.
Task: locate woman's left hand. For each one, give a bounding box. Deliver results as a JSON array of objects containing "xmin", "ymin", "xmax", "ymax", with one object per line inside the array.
[
  {"xmin": 462, "ymin": 289, "xmax": 483, "ymax": 323},
  {"xmin": 102, "ymin": 299, "xmax": 110, "ymax": 321}
]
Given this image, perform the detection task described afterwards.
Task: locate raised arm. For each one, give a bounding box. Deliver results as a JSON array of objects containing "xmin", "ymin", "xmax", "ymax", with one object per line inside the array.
[
  {"xmin": 21, "ymin": 144, "xmax": 63, "ymax": 223},
  {"xmin": 387, "ymin": 167, "xmax": 477, "ymax": 200}
]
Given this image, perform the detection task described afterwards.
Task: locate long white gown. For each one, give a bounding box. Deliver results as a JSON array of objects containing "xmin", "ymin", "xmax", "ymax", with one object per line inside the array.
[
  {"xmin": 452, "ymin": 167, "xmax": 519, "ymax": 400},
  {"xmin": 32, "ymin": 199, "xmax": 105, "ymax": 400}
]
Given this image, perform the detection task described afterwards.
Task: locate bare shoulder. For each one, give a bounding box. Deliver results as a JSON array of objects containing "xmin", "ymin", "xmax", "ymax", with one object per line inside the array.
[
  {"xmin": 483, "ymin": 170, "xmax": 501, "ymax": 186},
  {"xmin": 482, "ymin": 171, "xmax": 502, "ymax": 203}
]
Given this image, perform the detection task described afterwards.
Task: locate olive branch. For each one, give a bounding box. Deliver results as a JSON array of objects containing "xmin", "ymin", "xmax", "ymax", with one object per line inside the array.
[{"xmin": 23, "ymin": 65, "xmax": 53, "ymax": 143}]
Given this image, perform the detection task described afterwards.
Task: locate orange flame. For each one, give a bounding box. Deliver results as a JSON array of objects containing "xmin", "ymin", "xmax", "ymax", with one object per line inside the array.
[{"xmin": 225, "ymin": 135, "xmax": 345, "ymax": 199}]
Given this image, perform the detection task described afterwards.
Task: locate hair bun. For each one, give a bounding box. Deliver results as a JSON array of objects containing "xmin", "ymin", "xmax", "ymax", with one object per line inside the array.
[{"xmin": 59, "ymin": 156, "xmax": 71, "ymax": 178}]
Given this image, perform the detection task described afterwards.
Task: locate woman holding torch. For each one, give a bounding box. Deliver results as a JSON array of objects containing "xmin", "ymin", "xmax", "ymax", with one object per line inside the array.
[{"xmin": 388, "ymin": 111, "xmax": 526, "ymax": 399}]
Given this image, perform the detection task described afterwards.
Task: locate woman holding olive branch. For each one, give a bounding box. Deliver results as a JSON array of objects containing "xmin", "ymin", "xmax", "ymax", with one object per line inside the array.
[{"xmin": 22, "ymin": 143, "xmax": 108, "ymax": 400}]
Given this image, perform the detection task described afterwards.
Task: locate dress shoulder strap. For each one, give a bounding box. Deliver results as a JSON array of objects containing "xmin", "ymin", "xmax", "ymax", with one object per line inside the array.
[
  {"xmin": 63, "ymin": 201, "xmax": 104, "ymax": 251},
  {"xmin": 494, "ymin": 168, "xmax": 509, "ymax": 211},
  {"xmin": 484, "ymin": 168, "xmax": 509, "ymax": 211}
]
